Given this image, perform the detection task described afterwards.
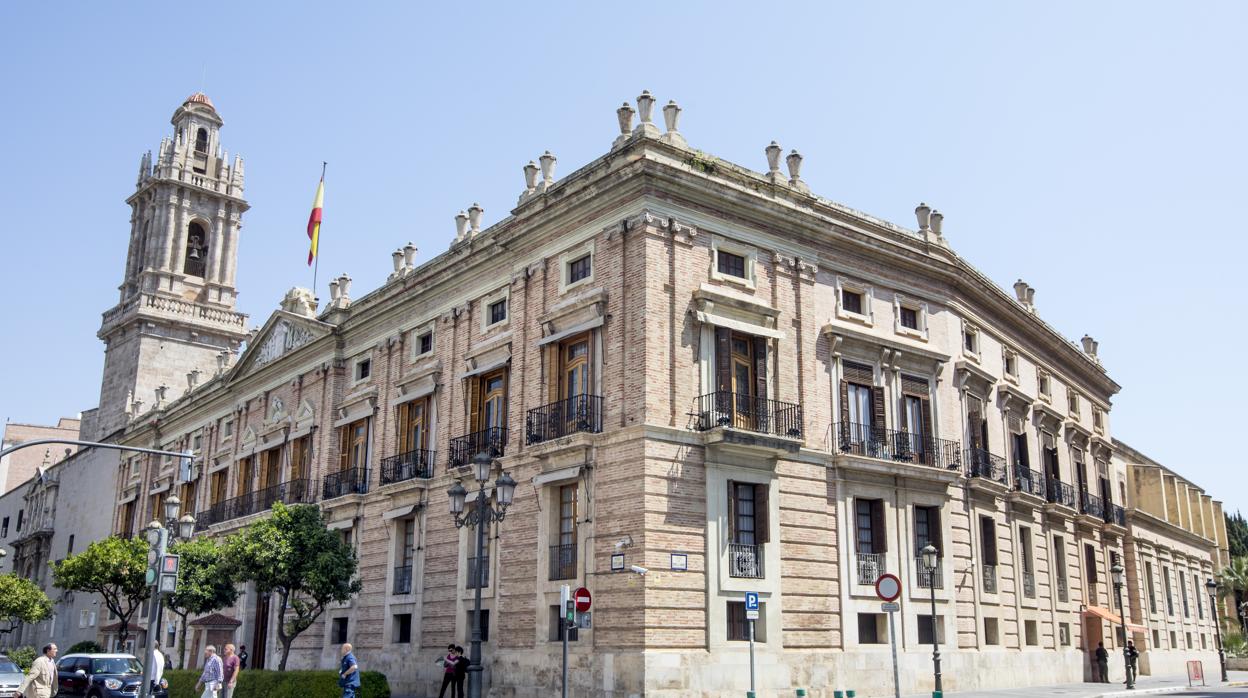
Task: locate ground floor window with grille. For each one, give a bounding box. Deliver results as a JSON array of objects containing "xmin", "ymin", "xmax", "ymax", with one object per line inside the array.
[
  {"xmin": 1059, "ymin": 622, "xmax": 1071, "ymax": 646},
  {"xmin": 332, "ymin": 617, "xmax": 348, "ymax": 644},
  {"xmin": 917, "ymin": 615, "xmax": 945, "ymax": 645},
  {"xmin": 549, "ymin": 605, "xmax": 579, "ymax": 642},
  {"xmin": 1024, "ymin": 620, "xmax": 1039, "ymax": 646},
  {"xmin": 727, "ymin": 601, "xmax": 766, "ymax": 641},
  {"xmin": 393, "ymin": 613, "xmax": 412, "ymax": 643},
  {"xmin": 465, "ymin": 610, "xmax": 490, "ymax": 642},
  {"xmin": 858, "ymin": 613, "xmax": 887, "ymax": 644},
  {"xmin": 983, "ymin": 617, "xmax": 1000, "ymax": 645}
]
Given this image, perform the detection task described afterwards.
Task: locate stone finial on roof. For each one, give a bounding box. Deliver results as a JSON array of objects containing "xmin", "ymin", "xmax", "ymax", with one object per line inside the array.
[
  {"xmin": 786, "ymin": 150, "xmax": 809, "ymax": 194},
  {"xmin": 916, "ymin": 202, "xmax": 932, "ymax": 232},
  {"xmin": 765, "ymin": 142, "xmax": 784, "ymax": 184},
  {"xmin": 613, "ymin": 102, "xmax": 635, "ymax": 148},
  {"xmin": 539, "ymin": 152, "xmax": 557, "ymax": 192},
  {"xmin": 661, "ymin": 101, "xmax": 687, "ymax": 147},
  {"xmin": 467, "ymin": 203, "xmax": 484, "ymax": 236},
  {"xmin": 403, "ymin": 242, "xmax": 417, "ymax": 269},
  {"xmin": 633, "ymin": 90, "xmax": 661, "ymax": 138},
  {"xmin": 1081, "ymin": 335, "xmax": 1099, "ymax": 358},
  {"xmin": 519, "ymin": 161, "xmax": 539, "ymax": 203},
  {"xmin": 930, "ymin": 210, "xmax": 944, "ymax": 238},
  {"xmin": 454, "ymin": 210, "xmax": 470, "ymax": 244}
]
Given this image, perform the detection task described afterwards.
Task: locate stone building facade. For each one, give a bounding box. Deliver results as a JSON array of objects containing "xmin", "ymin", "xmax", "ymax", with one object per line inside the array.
[
  {"xmin": 100, "ymin": 92, "xmax": 1230, "ymax": 697},
  {"xmin": 0, "ymin": 418, "xmax": 81, "ymax": 495}
]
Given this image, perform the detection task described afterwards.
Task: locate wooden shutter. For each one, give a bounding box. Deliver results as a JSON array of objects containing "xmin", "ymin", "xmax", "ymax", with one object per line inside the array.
[
  {"xmin": 870, "ymin": 386, "xmax": 886, "ymax": 432},
  {"xmin": 755, "ymin": 483, "xmax": 770, "ymax": 544},
  {"xmin": 753, "ymin": 336, "xmax": 768, "ymax": 400},
  {"xmin": 930, "ymin": 508, "xmax": 943, "ymax": 555},
  {"xmin": 980, "ymin": 415, "xmax": 990, "ymax": 452},
  {"xmin": 1017, "ymin": 433, "xmax": 1030, "ymax": 468},
  {"xmin": 467, "ymin": 376, "xmax": 483, "ymax": 434},
  {"xmin": 920, "ymin": 399, "xmax": 933, "ymax": 440},
  {"xmin": 727, "ymin": 480, "xmax": 737, "ymax": 543},
  {"xmin": 545, "ymin": 343, "xmax": 561, "ymax": 403},
  {"xmin": 981, "ymin": 518, "xmax": 998, "ymax": 565},
  {"xmin": 870, "ymin": 500, "xmax": 887, "ymax": 553},
  {"xmin": 838, "ymin": 380, "xmax": 850, "ymax": 437},
  {"xmin": 337, "ymin": 430, "xmax": 348, "ymax": 472},
  {"xmin": 715, "ymin": 327, "xmax": 732, "ymax": 394}
]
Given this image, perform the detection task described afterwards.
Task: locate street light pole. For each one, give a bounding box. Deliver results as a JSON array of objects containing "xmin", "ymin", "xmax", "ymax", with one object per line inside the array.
[
  {"xmin": 921, "ymin": 544, "xmax": 942, "ymax": 698},
  {"xmin": 138, "ymin": 497, "xmax": 196, "ymax": 698},
  {"xmin": 1111, "ymin": 563, "xmax": 1133, "ymax": 690},
  {"xmin": 448, "ymin": 453, "xmax": 517, "ymax": 698},
  {"xmin": 1208, "ymin": 578, "xmax": 1229, "ymax": 683}
]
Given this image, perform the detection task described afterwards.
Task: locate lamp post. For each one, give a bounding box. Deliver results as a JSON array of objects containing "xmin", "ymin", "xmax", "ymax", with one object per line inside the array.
[
  {"xmin": 921, "ymin": 544, "xmax": 942, "ymax": 698},
  {"xmin": 448, "ymin": 452, "xmax": 517, "ymax": 698},
  {"xmin": 1111, "ymin": 563, "xmax": 1133, "ymax": 689},
  {"xmin": 138, "ymin": 495, "xmax": 197, "ymax": 698},
  {"xmin": 1207, "ymin": 578, "xmax": 1229, "ymax": 682}
]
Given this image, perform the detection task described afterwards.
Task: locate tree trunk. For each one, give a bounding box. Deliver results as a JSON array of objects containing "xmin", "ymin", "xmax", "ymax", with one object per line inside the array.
[
  {"xmin": 275, "ymin": 590, "xmax": 292, "ymax": 672},
  {"xmin": 172, "ymin": 610, "xmax": 188, "ymax": 670}
]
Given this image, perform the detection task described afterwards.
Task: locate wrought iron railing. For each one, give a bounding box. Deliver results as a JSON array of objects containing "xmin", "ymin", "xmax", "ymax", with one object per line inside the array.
[
  {"xmin": 1013, "ymin": 465, "xmax": 1046, "ymax": 498},
  {"xmin": 692, "ymin": 392, "xmax": 803, "ymax": 438},
  {"xmin": 467, "ymin": 555, "xmax": 490, "ymax": 589},
  {"xmin": 196, "ymin": 479, "xmax": 315, "ymax": 529},
  {"xmin": 983, "ymin": 564, "xmax": 998, "ymax": 593},
  {"xmin": 965, "ymin": 448, "xmax": 1009, "ymax": 484},
  {"xmin": 856, "ymin": 552, "xmax": 887, "ymax": 585},
  {"xmin": 834, "ymin": 422, "xmax": 963, "ymax": 469},
  {"xmin": 379, "ymin": 449, "xmax": 436, "ymax": 485},
  {"xmin": 393, "ymin": 564, "xmax": 413, "ymax": 595},
  {"xmin": 448, "ymin": 427, "xmax": 508, "ymax": 469},
  {"xmin": 1046, "ymin": 479, "xmax": 1077, "ymax": 508},
  {"xmin": 527, "ymin": 395, "xmax": 604, "ymax": 444},
  {"xmin": 1022, "ymin": 571, "xmax": 1036, "ymax": 598},
  {"xmin": 1057, "ymin": 576, "xmax": 1068, "ymax": 602},
  {"xmin": 549, "ymin": 543, "xmax": 577, "ymax": 581},
  {"xmin": 729, "ymin": 543, "xmax": 765, "ymax": 579},
  {"xmin": 323, "ymin": 468, "xmax": 369, "ymax": 500},
  {"xmin": 1080, "ymin": 490, "xmax": 1105, "ymax": 519},
  {"xmin": 1106, "ymin": 503, "xmax": 1126, "ymax": 526},
  {"xmin": 916, "ymin": 555, "xmax": 944, "ymax": 589}
]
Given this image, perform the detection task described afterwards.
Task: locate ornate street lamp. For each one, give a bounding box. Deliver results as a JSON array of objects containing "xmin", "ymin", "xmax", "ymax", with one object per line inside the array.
[
  {"xmin": 448, "ymin": 452, "xmax": 516, "ymax": 698},
  {"xmin": 1207, "ymin": 578, "xmax": 1229, "ymax": 682},
  {"xmin": 1111, "ymin": 563, "xmax": 1133, "ymax": 689},
  {"xmin": 138, "ymin": 495, "xmax": 194, "ymax": 698},
  {"xmin": 921, "ymin": 544, "xmax": 942, "ymax": 698}
]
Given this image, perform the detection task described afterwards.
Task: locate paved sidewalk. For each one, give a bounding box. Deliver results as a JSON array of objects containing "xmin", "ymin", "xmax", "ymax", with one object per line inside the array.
[{"xmin": 900, "ymin": 671, "xmax": 1248, "ymax": 698}]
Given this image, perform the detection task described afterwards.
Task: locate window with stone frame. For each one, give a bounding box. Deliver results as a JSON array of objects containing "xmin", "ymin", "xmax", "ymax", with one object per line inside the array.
[
  {"xmin": 716, "ymin": 250, "xmax": 747, "ymax": 279},
  {"xmin": 839, "ymin": 361, "xmax": 882, "ymax": 445},
  {"xmin": 488, "ymin": 298, "xmax": 507, "ymax": 326},
  {"xmin": 397, "ymin": 397, "xmax": 430, "ymax": 456},
  {"xmin": 568, "ymin": 254, "xmax": 592, "ymax": 284},
  {"xmin": 900, "ymin": 375, "xmax": 933, "ymax": 462},
  {"xmin": 183, "ymin": 221, "xmax": 208, "ymax": 277},
  {"xmin": 338, "ymin": 418, "xmax": 370, "ymax": 472},
  {"xmin": 290, "ymin": 436, "xmax": 311, "ymax": 482},
  {"xmin": 209, "ymin": 470, "xmax": 227, "ymax": 507},
  {"xmin": 842, "ymin": 288, "xmax": 864, "ymax": 315},
  {"xmin": 236, "ymin": 455, "xmax": 255, "ymax": 496},
  {"xmin": 728, "ymin": 601, "xmax": 766, "ymax": 641},
  {"xmin": 549, "ymin": 605, "xmax": 579, "ymax": 642}
]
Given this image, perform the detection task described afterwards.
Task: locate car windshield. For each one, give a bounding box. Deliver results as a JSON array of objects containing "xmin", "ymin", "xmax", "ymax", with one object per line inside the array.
[
  {"xmin": 91, "ymin": 657, "xmax": 142, "ymax": 674},
  {"xmin": 0, "ymin": 659, "xmax": 17, "ymax": 673}
]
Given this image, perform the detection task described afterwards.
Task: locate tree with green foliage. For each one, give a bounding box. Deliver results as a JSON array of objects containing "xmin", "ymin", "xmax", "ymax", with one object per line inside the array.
[
  {"xmin": 165, "ymin": 536, "xmax": 239, "ymax": 668},
  {"xmin": 66, "ymin": 640, "xmax": 104, "ymax": 654},
  {"xmin": 5, "ymin": 646, "xmax": 35, "ymax": 672},
  {"xmin": 224, "ymin": 503, "xmax": 361, "ymax": 670},
  {"xmin": 1227, "ymin": 511, "xmax": 1248, "ymax": 559},
  {"xmin": 0, "ymin": 573, "xmax": 53, "ymax": 637},
  {"xmin": 51, "ymin": 536, "xmax": 151, "ymax": 645},
  {"xmin": 1221, "ymin": 556, "xmax": 1248, "ymax": 633}
]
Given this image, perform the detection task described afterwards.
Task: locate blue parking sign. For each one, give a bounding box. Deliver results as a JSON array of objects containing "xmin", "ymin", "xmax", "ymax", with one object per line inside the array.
[{"xmin": 745, "ymin": 592, "xmax": 759, "ymax": 611}]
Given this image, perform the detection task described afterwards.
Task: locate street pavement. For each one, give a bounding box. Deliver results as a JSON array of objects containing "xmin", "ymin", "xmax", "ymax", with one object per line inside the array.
[{"xmin": 899, "ymin": 671, "xmax": 1248, "ymax": 698}]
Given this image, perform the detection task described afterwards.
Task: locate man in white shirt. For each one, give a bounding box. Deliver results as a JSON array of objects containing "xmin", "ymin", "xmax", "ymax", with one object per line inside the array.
[{"xmin": 150, "ymin": 641, "xmax": 165, "ymax": 687}]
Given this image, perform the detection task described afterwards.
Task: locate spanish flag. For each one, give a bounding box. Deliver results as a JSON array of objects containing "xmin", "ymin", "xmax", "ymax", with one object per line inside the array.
[{"xmin": 307, "ymin": 176, "xmax": 324, "ymax": 266}]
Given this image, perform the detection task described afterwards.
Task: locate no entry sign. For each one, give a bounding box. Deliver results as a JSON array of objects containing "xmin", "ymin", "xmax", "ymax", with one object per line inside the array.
[
  {"xmin": 574, "ymin": 586, "xmax": 592, "ymax": 613},
  {"xmin": 875, "ymin": 573, "xmax": 901, "ymax": 602}
]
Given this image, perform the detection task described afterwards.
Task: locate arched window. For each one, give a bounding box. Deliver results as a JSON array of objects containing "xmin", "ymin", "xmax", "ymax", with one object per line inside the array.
[
  {"xmin": 183, "ymin": 221, "xmax": 207, "ymax": 277},
  {"xmin": 194, "ymin": 128, "xmax": 209, "ymax": 154}
]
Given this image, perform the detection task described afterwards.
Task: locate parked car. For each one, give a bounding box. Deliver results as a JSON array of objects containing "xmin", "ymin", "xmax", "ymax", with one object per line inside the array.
[
  {"xmin": 0, "ymin": 655, "xmax": 23, "ymax": 695},
  {"xmin": 55, "ymin": 653, "xmax": 169, "ymax": 698}
]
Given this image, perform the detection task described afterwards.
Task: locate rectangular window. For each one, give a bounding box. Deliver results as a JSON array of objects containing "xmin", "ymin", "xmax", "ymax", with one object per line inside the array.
[
  {"xmin": 355, "ymin": 358, "xmax": 371, "ymax": 381},
  {"xmin": 338, "ymin": 418, "xmax": 370, "ymax": 471},
  {"xmin": 1024, "ymin": 620, "xmax": 1038, "ymax": 646},
  {"xmin": 488, "ymin": 299, "xmax": 507, "ymax": 325},
  {"xmin": 1, "ymin": 517, "xmax": 8, "ymax": 537},
  {"xmin": 917, "ymin": 615, "xmax": 945, "ymax": 645},
  {"xmin": 340, "ymin": 528, "xmax": 353, "ymax": 551},
  {"xmin": 842, "ymin": 361, "xmax": 876, "ymax": 433},
  {"xmin": 899, "ymin": 306, "xmax": 919, "ymax": 330},
  {"xmin": 558, "ymin": 484, "xmax": 577, "ymax": 548},
  {"xmin": 1085, "ymin": 543, "xmax": 1099, "ymax": 585},
  {"xmin": 469, "ymin": 369, "xmax": 509, "ymax": 434},
  {"xmin": 842, "ymin": 289, "xmax": 864, "ymax": 315},
  {"xmin": 1004, "ymin": 353, "xmax": 1018, "ymax": 377},
  {"xmin": 1059, "ymin": 623, "xmax": 1071, "ymax": 646},
  {"xmin": 1171, "ymin": 630, "xmax": 1177, "ymax": 648},
  {"xmin": 550, "ymin": 605, "xmax": 580, "ymax": 642},
  {"xmin": 1152, "ymin": 629, "xmax": 1159, "ymax": 648},
  {"xmin": 1197, "ymin": 578, "xmax": 1204, "ymax": 620},
  {"xmin": 259, "ymin": 446, "xmax": 282, "ymax": 490},
  {"xmin": 980, "ymin": 517, "xmax": 998, "ymax": 591},
  {"xmin": 857, "ymin": 613, "xmax": 885, "ymax": 644},
  {"xmin": 1164, "ymin": 567, "xmax": 1174, "ymax": 615},
  {"xmin": 1053, "ymin": 535, "xmax": 1068, "ymax": 598},
  {"xmin": 1093, "ymin": 408, "xmax": 1104, "ymax": 431},
  {"xmin": 966, "ymin": 394, "xmax": 989, "ymax": 452},
  {"xmin": 1068, "ymin": 392, "xmax": 1081, "ymax": 416},
  {"xmin": 223, "ymin": 419, "xmax": 234, "ymax": 437},
  {"xmin": 394, "ymin": 614, "xmax": 412, "ymax": 644},
  {"xmin": 236, "ymin": 456, "xmax": 254, "ymax": 496},
  {"xmin": 964, "ymin": 328, "xmax": 978, "ymax": 353},
  {"xmin": 1186, "ymin": 632, "xmax": 1192, "ymax": 649},
  {"xmin": 983, "ymin": 617, "xmax": 1000, "ymax": 645},
  {"xmin": 1179, "ymin": 570, "xmax": 1190, "ymax": 617},
  {"xmin": 397, "ymin": 398, "xmax": 430, "ymax": 455},
  {"xmin": 717, "ymin": 250, "xmax": 746, "ymax": 279},
  {"xmin": 464, "ymin": 610, "xmax": 490, "ymax": 642},
  {"xmin": 1038, "ymin": 374, "xmax": 1051, "ymax": 398},
  {"xmin": 855, "ymin": 498, "xmax": 886, "ymax": 555},
  {"xmin": 401, "ymin": 517, "xmax": 416, "ymax": 569},
  {"xmin": 568, "ymin": 254, "xmax": 592, "ymax": 284},
  {"xmin": 1019, "ymin": 527, "xmax": 1035, "ymax": 598},
  {"xmin": 1145, "ymin": 561, "xmax": 1157, "ymax": 613},
  {"xmin": 1012, "ymin": 431, "xmax": 1030, "ymax": 468},
  {"xmin": 67, "ymin": 534, "xmax": 75, "ymax": 555},
  {"xmin": 290, "ymin": 436, "xmax": 311, "ymax": 482},
  {"xmin": 417, "ymin": 331, "xmax": 433, "ymax": 356},
  {"xmin": 332, "ymin": 618, "xmax": 348, "ymax": 644}
]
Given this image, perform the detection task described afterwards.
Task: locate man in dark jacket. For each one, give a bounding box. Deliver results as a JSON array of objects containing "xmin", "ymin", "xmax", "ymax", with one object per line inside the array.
[
  {"xmin": 1095, "ymin": 642, "xmax": 1110, "ymax": 683},
  {"xmin": 1125, "ymin": 641, "xmax": 1140, "ymax": 685},
  {"xmin": 453, "ymin": 646, "xmax": 470, "ymax": 698}
]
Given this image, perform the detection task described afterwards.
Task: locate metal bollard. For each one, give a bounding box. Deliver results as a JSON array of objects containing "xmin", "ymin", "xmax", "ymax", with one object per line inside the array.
[
  {"xmin": 747, "ymin": 692, "xmax": 756, "ymax": 698},
  {"xmin": 796, "ymin": 691, "xmax": 807, "ymax": 697},
  {"xmin": 834, "ymin": 692, "xmax": 844, "ymax": 698},
  {"xmin": 847, "ymin": 691, "xmax": 856, "ymax": 698}
]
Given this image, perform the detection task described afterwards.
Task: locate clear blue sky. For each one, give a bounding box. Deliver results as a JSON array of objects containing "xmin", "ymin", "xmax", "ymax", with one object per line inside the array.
[{"xmin": 2, "ymin": 3, "xmax": 1244, "ymax": 511}]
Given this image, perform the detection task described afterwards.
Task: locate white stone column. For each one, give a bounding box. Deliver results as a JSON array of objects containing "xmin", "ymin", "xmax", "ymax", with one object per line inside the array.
[
  {"xmin": 222, "ymin": 210, "xmax": 239, "ymax": 290},
  {"xmin": 159, "ymin": 193, "xmax": 177, "ymax": 273},
  {"xmin": 171, "ymin": 199, "xmax": 190, "ymax": 278},
  {"xmin": 207, "ymin": 208, "xmax": 226, "ymax": 284}
]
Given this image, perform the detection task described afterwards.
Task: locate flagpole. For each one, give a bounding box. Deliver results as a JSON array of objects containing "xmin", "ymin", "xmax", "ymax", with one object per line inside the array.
[{"xmin": 313, "ymin": 161, "xmax": 326, "ymax": 300}]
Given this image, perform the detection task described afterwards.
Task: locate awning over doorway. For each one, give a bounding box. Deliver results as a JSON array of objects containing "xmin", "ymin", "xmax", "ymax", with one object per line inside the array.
[{"xmin": 1084, "ymin": 605, "xmax": 1122, "ymax": 624}]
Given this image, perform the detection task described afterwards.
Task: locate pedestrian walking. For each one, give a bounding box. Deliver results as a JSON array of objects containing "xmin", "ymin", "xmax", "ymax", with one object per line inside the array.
[
  {"xmin": 1125, "ymin": 640, "xmax": 1139, "ymax": 685},
  {"xmin": 149, "ymin": 641, "xmax": 165, "ymax": 694},
  {"xmin": 237, "ymin": 646, "xmax": 248, "ymax": 671},
  {"xmin": 338, "ymin": 643, "xmax": 360, "ymax": 698},
  {"xmin": 453, "ymin": 646, "xmax": 469, "ymax": 698},
  {"xmin": 14, "ymin": 643, "xmax": 57, "ymax": 698},
  {"xmin": 1095, "ymin": 641, "xmax": 1110, "ymax": 683},
  {"xmin": 194, "ymin": 645, "xmax": 224, "ymax": 698},
  {"xmin": 436, "ymin": 644, "xmax": 457, "ymax": 698},
  {"xmin": 221, "ymin": 644, "xmax": 241, "ymax": 698}
]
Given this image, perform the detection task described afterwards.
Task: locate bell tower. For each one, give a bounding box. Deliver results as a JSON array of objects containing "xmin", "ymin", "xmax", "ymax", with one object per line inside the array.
[{"xmin": 95, "ymin": 93, "xmax": 250, "ymax": 438}]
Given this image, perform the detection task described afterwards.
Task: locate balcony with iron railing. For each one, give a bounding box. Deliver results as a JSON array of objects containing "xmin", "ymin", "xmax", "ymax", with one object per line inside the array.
[
  {"xmin": 834, "ymin": 423, "xmax": 963, "ymax": 470},
  {"xmin": 856, "ymin": 552, "xmax": 887, "ymax": 585},
  {"xmin": 1022, "ymin": 570, "xmax": 1036, "ymax": 598},
  {"xmin": 379, "ymin": 449, "xmax": 435, "ymax": 485},
  {"xmin": 549, "ymin": 543, "xmax": 577, "ymax": 581},
  {"xmin": 393, "ymin": 564, "xmax": 413, "ymax": 595},
  {"xmin": 1080, "ymin": 490, "xmax": 1105, "ymax": 519},
  {"xmin": 1106, "ymin": 503, "xmax": 1126, "ymax": 527},
  {"xmin": 692, "ymin": 392, "xmax": 803, "ymax": 439},
  {"xmin": 729, "ymin": 543, "xmax": 765, "ymax": 579},
  {"xmin": 323, "ymin": 467, "xmax": 369, "ymax": 500},
  {"xmin": 1012, "ymin": 464, "xmax": 1046, "ymax": 498},
  {"xmin": 1046, "ymin": 479, "xmax": 1077, "ymax": 509},
  {"xmin": 965, "ymin": 448, "xmax": 1009, "ymax": 485},
  {"xmin": 983, "ymin": 564, "xmax": 998, "ymax": 593},
  {"xmin": 527, "ymin": 395, "xmax": 604, "ymax": 445},
  {"xmin": 196, "ymin": 479, "xmax": 315, "ymax": 529},
  {"xmin": 448, "ymin": 428, "xmax": 507, "ymax": 469},
  {"xmin": 467, "ymin": 555, "xmax": 490, "ymax": 589},
  {"xmin": 916, "ymin": 555, "xmax": 944, "ymax": 589}
]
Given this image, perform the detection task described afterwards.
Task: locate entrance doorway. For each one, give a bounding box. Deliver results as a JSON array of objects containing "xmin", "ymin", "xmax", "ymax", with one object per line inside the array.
[{"xmin": 251, "ymin": 593, "xmax": 270, "ymax": 670}]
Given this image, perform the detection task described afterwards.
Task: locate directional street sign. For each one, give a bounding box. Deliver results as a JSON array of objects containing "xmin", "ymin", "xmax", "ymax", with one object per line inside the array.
[{"xmin": 881, "ymin": 602, "xmax": 900, "ymax": 612}]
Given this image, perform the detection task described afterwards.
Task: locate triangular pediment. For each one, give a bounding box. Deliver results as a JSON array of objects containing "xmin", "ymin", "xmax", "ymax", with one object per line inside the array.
[{"xmin": 228, "ymin": 310, "xmax": 333, "ymax": 382}]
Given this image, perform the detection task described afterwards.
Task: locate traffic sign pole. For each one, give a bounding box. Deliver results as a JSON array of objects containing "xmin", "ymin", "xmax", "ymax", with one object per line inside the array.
[
  {"xmin": 887, "ymin": 605, "xmax": 900, "ymax": 698},
  {"xmin": 560, "ymin": 585, "xmax": 570, "ymax": 698},
  {"xmin": 744, "ymin": 592, "xmax": 760, "ymax": 695}
]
